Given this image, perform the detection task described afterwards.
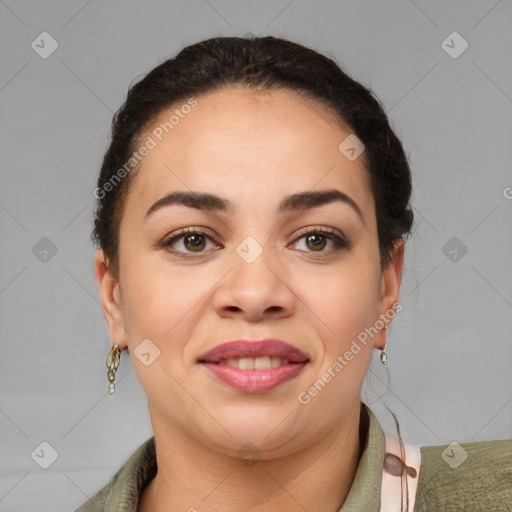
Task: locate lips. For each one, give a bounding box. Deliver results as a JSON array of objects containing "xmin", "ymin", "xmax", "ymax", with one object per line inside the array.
[
  {"xmin": 198, "ymin": 339, "xmax": 310, "ymax": 393},
  {"xmin": 198, "ymin": 339, "xmax": 309, "ymax": 364}
]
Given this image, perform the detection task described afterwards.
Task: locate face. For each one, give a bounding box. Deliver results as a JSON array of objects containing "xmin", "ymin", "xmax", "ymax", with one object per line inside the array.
[{"xmin": 95, "ymin": 87, "xmax": 404, "ymax": 458}]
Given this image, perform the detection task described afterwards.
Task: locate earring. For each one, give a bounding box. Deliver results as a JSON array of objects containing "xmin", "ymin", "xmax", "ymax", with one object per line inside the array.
[
  {"xmin": 380, "ymin": 346, "xmax": 388, "ymax": 366},
  {"xmin": 380, "ymin": 324, "xmax": 388, "ymax": 366},
  {"xmin": 106, "ymin": 344, "xmax": 121, "ymax": 395}
]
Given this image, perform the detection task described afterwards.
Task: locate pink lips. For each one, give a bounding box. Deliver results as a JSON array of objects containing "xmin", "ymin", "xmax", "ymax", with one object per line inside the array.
[
  {"xmin": 198, "ymin": 339, "xmax": 309, "ymax": 363},
  {"xmin": 198, "ymin": 339, "xmax": 309, "ymax": 394}
]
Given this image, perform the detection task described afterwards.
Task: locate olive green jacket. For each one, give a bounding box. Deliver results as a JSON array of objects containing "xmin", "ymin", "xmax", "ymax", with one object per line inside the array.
[{"xmin": 74, "ymin": 404, "xmax": 512, "ymax": 511}]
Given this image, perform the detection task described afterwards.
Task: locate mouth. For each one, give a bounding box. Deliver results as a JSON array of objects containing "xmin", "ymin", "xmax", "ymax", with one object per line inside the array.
[{"xmin": 197, "ymin": 339, "xmax": 310, "ymax": 393}]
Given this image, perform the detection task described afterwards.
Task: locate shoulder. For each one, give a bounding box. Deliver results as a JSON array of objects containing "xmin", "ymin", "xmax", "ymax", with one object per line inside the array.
[
  {"xmin": 74, "ymin": 436, "xmax": 156, "ymax": 512},
  {"xmin": 414, "ymin": 438, "xmax": 512, "ymax": 511}
]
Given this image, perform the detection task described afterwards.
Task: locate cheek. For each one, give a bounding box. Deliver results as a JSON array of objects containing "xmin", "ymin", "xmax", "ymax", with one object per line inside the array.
[
  {"xmin": 119, "ymin": 267, "xmax": 202, "ymax": 401},
  {"xmin": 119, "ymin": 236, "xmax": 195, "ymax": 331},
  {"xmin": 299, "ymin": 274, "xmax": 377, "ymax": 417},
  {"xmin": 119, "ymin": 252, "xmax": 217, "ymax": 382},
  {"xmin": 302, "ymin": 261, "xmax": 380, "ymax": 348},
  {"xmin": 294, "ymin": 258, "xmax": 379, "ymax": 409},
  {"xmin": 122, "ymin": 269, "xmax": 200, "ymax": 342}
]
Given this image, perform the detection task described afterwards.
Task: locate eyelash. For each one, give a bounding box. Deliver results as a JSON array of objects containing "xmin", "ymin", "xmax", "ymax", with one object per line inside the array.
[{"xmin": 158, "ymin": 226, "xmax": 351, "ymax": 256}]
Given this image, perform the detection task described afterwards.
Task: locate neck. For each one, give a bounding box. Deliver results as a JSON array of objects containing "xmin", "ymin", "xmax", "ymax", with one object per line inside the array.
[{"xmin": 139, "ymin": 401, "xmax": 365, "ymax": 512}]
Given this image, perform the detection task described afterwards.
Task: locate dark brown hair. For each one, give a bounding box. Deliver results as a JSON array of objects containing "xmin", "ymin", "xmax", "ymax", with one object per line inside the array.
[{"xmin": 91, "ymin": 35, "xmax": 414, "ymax": 277}]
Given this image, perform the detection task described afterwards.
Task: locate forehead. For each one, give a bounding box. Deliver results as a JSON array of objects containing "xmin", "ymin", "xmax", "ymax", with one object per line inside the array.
[{"xmin": 128, "ymin": 87, "xmax": 372, "ymax": 213}]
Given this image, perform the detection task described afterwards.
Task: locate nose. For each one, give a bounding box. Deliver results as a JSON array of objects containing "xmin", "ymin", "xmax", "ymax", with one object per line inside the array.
[{"xmin": 212, "ymin": 247, "xmax": 297, "ymax": 322}]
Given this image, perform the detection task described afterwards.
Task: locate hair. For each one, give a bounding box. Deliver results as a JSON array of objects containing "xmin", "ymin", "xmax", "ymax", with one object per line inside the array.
[
  {"xmin": 91, "ymin": 35, "xmax": 414, "ymax": 279},
  {"xmin": 92, "ymin": 36, "xmax": 415, "ymax": 509}
]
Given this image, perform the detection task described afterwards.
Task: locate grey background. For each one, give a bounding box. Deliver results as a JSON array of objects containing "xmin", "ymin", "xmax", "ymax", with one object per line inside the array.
[{"xmin": 1, "ymin": 1, "xmax": 511, "ymax": 510}]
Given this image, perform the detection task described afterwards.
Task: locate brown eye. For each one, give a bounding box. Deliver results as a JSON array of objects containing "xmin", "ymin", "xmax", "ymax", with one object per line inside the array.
[
  {"xmin": 183, "ymin": 234, "xmax": 206, "ymax": 252},
  {"xmin": 159, "ymin": 228, "xmax": 220, "ymax": 255},
  {"xmin": 305, "ymin": 234, "xmax": 327, "ymax": 251},
  {"xmin": 292, "ymin": 229, "xmax": 350, "ymax": 253}
]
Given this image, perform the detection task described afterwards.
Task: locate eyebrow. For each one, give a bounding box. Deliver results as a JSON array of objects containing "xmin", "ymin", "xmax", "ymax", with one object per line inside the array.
[{"xmin": 145, "ymin": 189, "xmax": 364, "ymax": 224}]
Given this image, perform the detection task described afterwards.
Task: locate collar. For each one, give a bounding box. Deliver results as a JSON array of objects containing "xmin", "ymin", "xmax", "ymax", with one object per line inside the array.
[
  {"xmin": 337, "ymin": 402, "xmax": 385, "ymax": 511},
  {"xmin": 100, "ymin": 402, "xmax": 388, "ymax": 512}
]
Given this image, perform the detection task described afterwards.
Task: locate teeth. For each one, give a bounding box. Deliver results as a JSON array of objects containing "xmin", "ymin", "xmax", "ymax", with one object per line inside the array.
[
  {"xmin": 271, "ymin": 356, "xmax": 281, "ymax": 368},
  {"xmin": 254, "ymin": 356, "xmax": 271, "ymax": 370},
  {"xmin": 238, "ymin": 357, "xmax": 254, "ymax": 370},
  {"xmin": 217, "ymin": 356, "xmax": 292, "ymax": 369}
]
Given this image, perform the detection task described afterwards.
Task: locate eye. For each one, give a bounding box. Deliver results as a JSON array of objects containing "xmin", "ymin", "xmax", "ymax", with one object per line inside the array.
[
  {"xmin": 159, "ymin": 227, "xmax": 221, "ymax": 254},
  {"xmin": 292, "ymin": 228, "xmax": 350, "ymax": 253},
  {"xmin": 158, "ymin": 227, "xmax": 350, "ymax": 256}
]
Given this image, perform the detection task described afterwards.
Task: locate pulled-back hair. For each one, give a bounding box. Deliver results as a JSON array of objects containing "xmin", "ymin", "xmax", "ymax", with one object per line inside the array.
[{"xmin": 92, "ymin": 36, "xmax": 413, "ymax": 278}]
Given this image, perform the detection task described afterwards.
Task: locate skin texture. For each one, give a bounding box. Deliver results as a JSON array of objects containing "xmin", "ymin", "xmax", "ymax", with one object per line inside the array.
[{"xmin": 94, "ymin": 87, "xmax": 405, "ymax": 512}]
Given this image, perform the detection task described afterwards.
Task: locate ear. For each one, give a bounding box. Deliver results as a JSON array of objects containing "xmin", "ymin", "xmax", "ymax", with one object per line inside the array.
[
  {"xmin": 374, "ymin": 239, "xmax": 405, "ymax": 350},
  {"xmin": 94, "ymin": 249, "xmax": 128, "ymax": 350}
]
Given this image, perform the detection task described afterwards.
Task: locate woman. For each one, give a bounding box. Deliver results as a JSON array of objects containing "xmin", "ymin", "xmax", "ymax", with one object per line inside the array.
[{"xmin": 76, "ymin": 36, "xmax": 511, "ymax": 511}]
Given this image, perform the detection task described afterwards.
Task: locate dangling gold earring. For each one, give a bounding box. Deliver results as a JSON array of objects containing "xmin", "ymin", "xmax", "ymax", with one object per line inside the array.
[
  {"xmin": 380, "ymin": 324, "xmax": 388, "ymax": 366},
  {"xmin": 106, "ymin": 344, "xmax": 121, "ymax": 394},
  {"xmin": 380, "ymin": 347, "xmax": 388, "ymax": 366}
]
